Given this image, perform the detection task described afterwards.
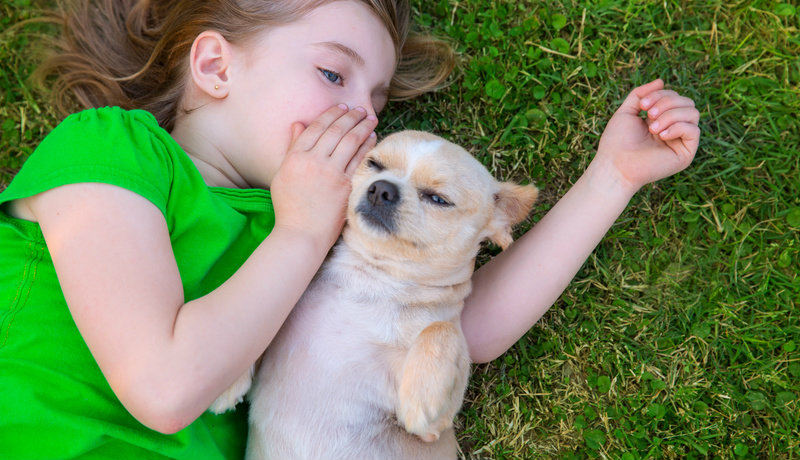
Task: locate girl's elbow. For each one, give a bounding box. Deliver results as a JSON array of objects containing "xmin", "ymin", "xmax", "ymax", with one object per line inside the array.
[
  {"xmin": 142, "ymin": 412, "xmax": 192, "ymax": 435},
  {"xmin": 131, "ymin": 401, "xmax": 197, "ymax": 434},
  {"xmin": 116, "ymin": 384, "xmax": 201, "ymax": 434}
]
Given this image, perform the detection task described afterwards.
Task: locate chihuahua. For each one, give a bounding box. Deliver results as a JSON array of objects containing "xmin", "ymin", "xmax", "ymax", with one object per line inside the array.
[{"xmin": 211, "ymin": 130, "xmax": 538, "ymax": 459}]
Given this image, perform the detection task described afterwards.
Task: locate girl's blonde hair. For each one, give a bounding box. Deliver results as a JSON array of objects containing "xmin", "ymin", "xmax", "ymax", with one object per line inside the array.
[{"xmin": 35, "ymin": 0, "xmax": 455, "ymax": 131}]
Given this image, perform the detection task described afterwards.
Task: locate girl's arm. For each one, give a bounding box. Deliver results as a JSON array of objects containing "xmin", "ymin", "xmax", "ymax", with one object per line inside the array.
[
  {"xmin": 462, "ymin": 79, "xmax": 701, "ymax": 363},
  {"xmin": 25, "ymin": 106, "xmax": 376, "ymax": 434}
]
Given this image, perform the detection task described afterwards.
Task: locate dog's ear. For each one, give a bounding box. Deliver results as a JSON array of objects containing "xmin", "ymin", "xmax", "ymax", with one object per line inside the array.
[{"xmin": 486, "ymin": 182, "xmax": 539, "ymax": 250}]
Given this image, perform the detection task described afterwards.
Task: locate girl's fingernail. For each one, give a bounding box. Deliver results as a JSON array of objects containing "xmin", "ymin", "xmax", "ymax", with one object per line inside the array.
[
  {"xmin": 660, "ymin": 128, "xmax": 670, "ymax": 137},
  {"xmin": 338, "ymin": 103, "xmax": 349, "ymax": 110},
  {"xmin": 355, "ymin": 106, "xmax": 366, "ymax": 113},
  {"xmin": 649, "ymin": 107, "xmax": 659, "ymax": 117},
  {"xmin": 367, "ymin": 114, "xmax": 377, "ymax": 121},
  {"xmin": 650, "ymin": 121, "xmax": 660, "ymax": 132},
  {"xmin": 641, "ymin": 97, "xmax": 651, "ymax": 107}
]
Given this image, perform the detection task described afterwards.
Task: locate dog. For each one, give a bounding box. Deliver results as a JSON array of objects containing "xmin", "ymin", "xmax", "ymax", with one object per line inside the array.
[{"xmin": 211, "ymin": 130, "xmax": 538, "ymax": 459}]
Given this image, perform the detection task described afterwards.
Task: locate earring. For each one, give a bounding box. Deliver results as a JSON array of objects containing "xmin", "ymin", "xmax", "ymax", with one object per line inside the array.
[{"xmin": 214, "ymin": 85, "xmax": 220, "ymax": 90}]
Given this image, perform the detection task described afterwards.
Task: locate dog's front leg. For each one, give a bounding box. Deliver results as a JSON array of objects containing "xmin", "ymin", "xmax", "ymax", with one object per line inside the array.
[
  {"xmin": 208, "ymin": 364, "xmax": 255, "ymax": 414},
  {"xmin": 396, "ymin": 320, "xmax": 471, "ymax": 442}
]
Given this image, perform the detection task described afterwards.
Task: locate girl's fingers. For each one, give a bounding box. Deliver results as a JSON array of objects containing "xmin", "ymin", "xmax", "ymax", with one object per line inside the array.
[
  {"xmin": 311, "ymin": 107, "xmax": 371, "ymax": 159},
  {"xmin": 658, "ymin": 121, "xmax": 701, "ymax": 162},
  {"xmin": 618, "ymin": 79, "xmax": 664, "ymax": 115},
  {"xmin": 642, "ymin": 92, "xmax": 696, "ymax": 119},
  {"xmin": 288, "ymin": 105, "xmax": 378, "ymax": 173},
  {"xmin": 345, "ymin": 132, "xmax": 377, "ymax": 177},
  {"xmin": 640, "ymin": 90, "xmax": 677, "ymax": 110},
  {"xmin": 290, "ymin": 104, "xmax": 350, "ymax": 152},
  {"xmin": 328, "ymin": 114, "xmax": 378, "ymax": 171},
  {"xmin": 288, "ymin": 122, "xmax": 306, "ymax": 149},
  {"xmin": 647, "ymin": 106, "xmax": 701, "ymax": 135},
  {"xmin": 658, "ymin": 121, "xmax": 701, "ymax": 144},
  {"xmin": 631, "ymin": 79, "xmax": 665, "ymax": 99}
]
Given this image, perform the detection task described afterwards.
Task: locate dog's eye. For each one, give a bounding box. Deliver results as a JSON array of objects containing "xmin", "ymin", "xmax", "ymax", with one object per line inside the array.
[
  {"xmin": 366, "ymin": 158, "xmax": 385, "ymax": 171},
  {"xmin": 420, "ymin": 191, "xmax": 453, "ymax": 207}
]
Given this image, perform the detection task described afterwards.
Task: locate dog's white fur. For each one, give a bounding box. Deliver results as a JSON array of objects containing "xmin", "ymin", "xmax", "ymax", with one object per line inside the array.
[{"xmin": 211, "ymin": 130, "xmax": 538, "ymax": 459}]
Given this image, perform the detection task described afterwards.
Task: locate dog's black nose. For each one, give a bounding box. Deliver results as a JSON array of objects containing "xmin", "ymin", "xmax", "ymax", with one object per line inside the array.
[{"xmin": 367, "ymin": 180, "xmax": 399, "ymax": 206}]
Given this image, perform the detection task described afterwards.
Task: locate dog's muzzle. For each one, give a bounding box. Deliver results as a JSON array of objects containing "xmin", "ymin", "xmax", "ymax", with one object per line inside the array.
[{"xmin": 355, "ymin": 179, "xmax": 399, "ymax": 233}]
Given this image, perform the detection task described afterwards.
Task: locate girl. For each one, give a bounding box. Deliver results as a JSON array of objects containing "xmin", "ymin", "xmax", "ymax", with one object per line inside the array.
[{"xmin": 0, "ymin": 0, "xmax": 700, "ymax": 458}]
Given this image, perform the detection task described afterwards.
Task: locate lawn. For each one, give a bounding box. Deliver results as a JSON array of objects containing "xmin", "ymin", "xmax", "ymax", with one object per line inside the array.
[{"xmin": 2, "ymin": 0, "xmax": 799, "ymax": 459}]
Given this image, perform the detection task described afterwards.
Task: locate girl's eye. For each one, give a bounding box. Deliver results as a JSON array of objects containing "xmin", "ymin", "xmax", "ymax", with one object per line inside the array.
[{"xmin": 319, "ymin": 68, "xmax": 343, "ymax": 85}]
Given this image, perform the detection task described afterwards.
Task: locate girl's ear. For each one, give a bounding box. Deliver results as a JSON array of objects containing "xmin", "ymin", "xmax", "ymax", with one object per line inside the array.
[
  {"xmin": 486, "ymin": 182, "xmax": 539, "ymax": 250},
  {"xmin": 189, "ymin": 30, "xmax": 233, "ymax": 99}
]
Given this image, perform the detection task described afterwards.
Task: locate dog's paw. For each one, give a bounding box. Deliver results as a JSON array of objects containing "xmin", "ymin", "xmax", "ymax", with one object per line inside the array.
[
  {"xmin": 396, "ymin": 321, "xmax": 470, "ymax": 442},
  {"xmin": 397, "ymin": 388, "xmax": 456, "ymax": 442},
  {"xmin": 208, "ymin": 366, "xmax": 254, "ymax": 414}
]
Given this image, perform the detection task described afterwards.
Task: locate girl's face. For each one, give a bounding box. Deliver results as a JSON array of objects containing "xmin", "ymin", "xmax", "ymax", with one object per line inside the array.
[{"xmin": 223, "ymin": 0, "xmax": 397, "ymax": 189}]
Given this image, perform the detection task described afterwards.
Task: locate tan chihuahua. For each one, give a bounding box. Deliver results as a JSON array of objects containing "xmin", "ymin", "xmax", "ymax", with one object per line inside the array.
[{"xmin": 211, "ymin": 130, "xmax": 538, "ymax": 459}]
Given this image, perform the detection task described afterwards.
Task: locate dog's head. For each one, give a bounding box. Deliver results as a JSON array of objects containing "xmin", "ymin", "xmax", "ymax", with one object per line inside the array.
[{"xmin": 342, "ymin": 130, "xmax": 538, "ymax": 284}]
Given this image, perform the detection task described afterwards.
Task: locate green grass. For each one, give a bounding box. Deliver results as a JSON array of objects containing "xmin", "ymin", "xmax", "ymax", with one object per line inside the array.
[{"xmin": 3, "ymin": 0, "xmax": 799, "ymax": 459}]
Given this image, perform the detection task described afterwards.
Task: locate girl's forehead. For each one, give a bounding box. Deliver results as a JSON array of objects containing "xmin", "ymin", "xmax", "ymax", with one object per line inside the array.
[
  {"xmin": 291, "ymin": 1, "xmax": 395, "ymax": 46},
  {"xmin": 254, "ymin": 1, "xmax": 397, "ymax": 74}
]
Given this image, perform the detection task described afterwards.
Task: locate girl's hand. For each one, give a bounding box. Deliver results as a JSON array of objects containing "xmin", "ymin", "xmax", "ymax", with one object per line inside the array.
[
  {"xmin": 270, "ymin": 104, "xmax": 378, "ymax": 251},
  {"xmin": 595, "ymin": 79, "xmax": 701, "ymax": 193}
]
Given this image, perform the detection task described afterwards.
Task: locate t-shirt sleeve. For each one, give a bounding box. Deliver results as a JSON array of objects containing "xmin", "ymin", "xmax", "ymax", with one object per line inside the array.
[{"xmin": 0, "ymin": 107, "xmax": 176, "ymax": 216}]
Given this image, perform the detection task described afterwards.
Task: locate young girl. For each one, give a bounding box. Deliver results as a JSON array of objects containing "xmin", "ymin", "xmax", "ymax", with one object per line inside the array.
[{"xmin": 0, "ymin": 0, "xmax": 700, "ymax": 458}]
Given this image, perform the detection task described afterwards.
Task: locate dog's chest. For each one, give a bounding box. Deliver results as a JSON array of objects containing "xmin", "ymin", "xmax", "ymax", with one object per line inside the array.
[
  {"xmin": 296, "ymin": 263, "xmax": 458, "ymax": 352},
  {"xmin": 256, "ymin": 245, "xmax": 468, "ymax": 420}
]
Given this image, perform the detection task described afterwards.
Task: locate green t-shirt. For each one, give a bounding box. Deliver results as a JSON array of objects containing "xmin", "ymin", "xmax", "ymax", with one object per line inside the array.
[{"xmin": 0, "ymin": 107, "xmax": 275, "ymax": 459}]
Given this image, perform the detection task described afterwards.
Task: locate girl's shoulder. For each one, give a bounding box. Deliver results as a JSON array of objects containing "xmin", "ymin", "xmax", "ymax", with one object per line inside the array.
[
  {"xmin": 53, "ymin": 106, "xmax": 174, "ymax": 148},
  {"xmin": 1, "ymin": 107, "xmax": 198, "ymax": 216}
]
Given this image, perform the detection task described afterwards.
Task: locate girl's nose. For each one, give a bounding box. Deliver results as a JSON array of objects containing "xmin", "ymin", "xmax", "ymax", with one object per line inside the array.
[
  {"xmin": 348, "ymin": 95, "xmax": 378, "ymax": 119},
  {"xmin": 349, "ymin": 104, "xmax": 376, "ymax": 120}
]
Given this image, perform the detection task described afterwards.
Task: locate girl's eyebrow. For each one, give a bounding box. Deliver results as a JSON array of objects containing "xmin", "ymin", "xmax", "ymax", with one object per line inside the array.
[{"xmin": 313, "ymin": 41, "xmax": 365, "ymax": 67}]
